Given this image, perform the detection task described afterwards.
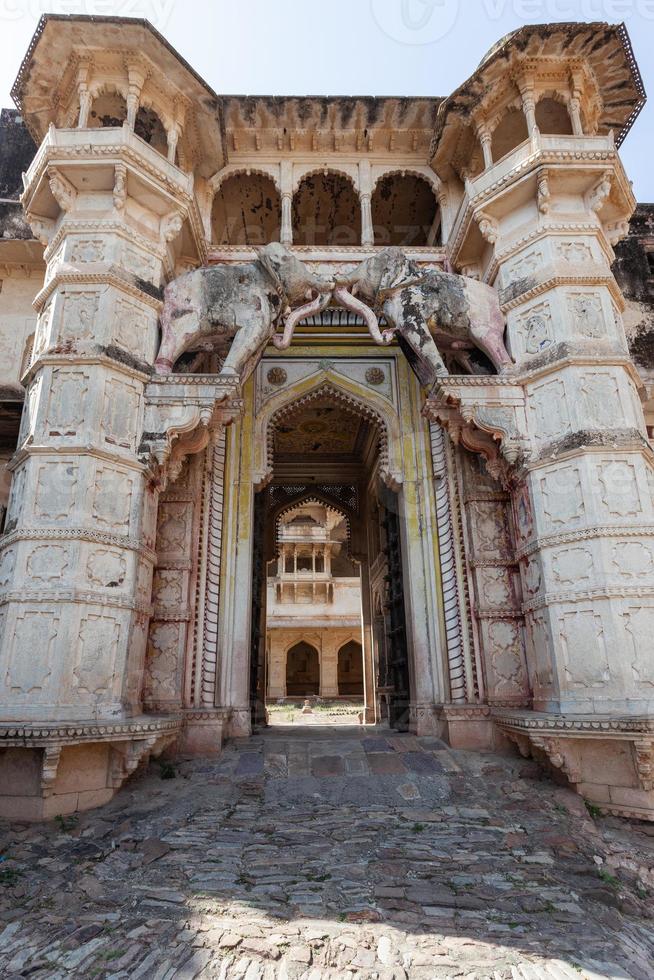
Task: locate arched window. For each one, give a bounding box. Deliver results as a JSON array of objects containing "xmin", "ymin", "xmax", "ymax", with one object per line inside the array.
[
  {"xmin": 292, "ymin": 172, "xmax": 361, "ymax": 246},
  {"xmin": 286, "ymin": 642, "xmax": 320, "ymax": 696},
  {"xmin": 338, "ymin": 640, "xmax": 364, "ymax": 696},
  {"xmin": 212, "ymin": 173, "xmax": 281, "ymax": 246},
  {"xmin": 88, "ymin": 92, "xmax": 127, "ymax": 128},
  {"xmin": 535, "ymin": 98, "xmax": 573, "ymax": 136},
  {"xmin": 372, "ymin": 173, "xmax": 440, "ymax": 246},
  {"xmin": 491, "ymin": 108, "xmax": 529, "ymax": 162},
  {"xmin": 135, "ymin": 106, "xmax": 168, "ymax": 157}
]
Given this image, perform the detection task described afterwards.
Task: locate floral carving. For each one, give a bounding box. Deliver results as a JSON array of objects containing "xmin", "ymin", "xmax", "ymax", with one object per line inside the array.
[
  {"xmin": 365, "ymin": 367, "xmax": 385, "ymax": 386},
  {"xmin": 267, "ymin": 367, "xmax": 287, "ymax": 386}
]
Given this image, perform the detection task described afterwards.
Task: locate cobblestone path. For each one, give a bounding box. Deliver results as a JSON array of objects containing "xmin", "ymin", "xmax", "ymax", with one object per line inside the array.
[{"xmin": 1, "ymin": 726, "xmax": 653, "ymax": 979}]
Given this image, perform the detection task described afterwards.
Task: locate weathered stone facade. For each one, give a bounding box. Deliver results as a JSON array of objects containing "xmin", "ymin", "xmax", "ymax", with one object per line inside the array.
[{"xmin": 0, "ymin": 15, "xmax": 653, "ymax": 820}]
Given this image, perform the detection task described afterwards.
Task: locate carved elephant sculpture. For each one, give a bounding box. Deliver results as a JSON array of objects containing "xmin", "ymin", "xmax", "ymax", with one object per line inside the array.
[
  {"xmin": 154, "ymin": 242, "xmax": 332, "ymax": 379},
  {"xmin": 332, "ymin": 248, "xmax": 512, "ymax": 384}
]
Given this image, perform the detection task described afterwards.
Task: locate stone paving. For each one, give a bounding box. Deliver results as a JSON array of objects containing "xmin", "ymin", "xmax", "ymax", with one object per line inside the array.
[{"xmin": 1, "ymin": 726, "xmax": 654, "ymax": 979}]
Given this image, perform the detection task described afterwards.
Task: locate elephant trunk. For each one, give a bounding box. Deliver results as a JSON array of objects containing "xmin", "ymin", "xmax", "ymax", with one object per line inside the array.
[
  {"xmin": 333, "ymin": 286, "xmax": 391, "ymax": 345},
  {"xmin": 271, "ymin": 290, "xmax": 331, "ymax": 350}
]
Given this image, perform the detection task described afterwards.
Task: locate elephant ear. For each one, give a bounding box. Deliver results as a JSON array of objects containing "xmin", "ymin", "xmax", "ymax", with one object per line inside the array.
[
  {"xmin": 255, "ymin": 246, "xmax": 286, "ymax": 297},
  {"xmin": 378, "ymin": 250, "xmax": 415, "ymax": 292}
]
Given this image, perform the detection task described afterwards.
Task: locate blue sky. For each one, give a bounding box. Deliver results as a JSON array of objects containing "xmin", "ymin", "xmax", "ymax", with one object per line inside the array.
[{"xmin": 1, "ymin": 1, "xmax": 652, "ymax": 199}]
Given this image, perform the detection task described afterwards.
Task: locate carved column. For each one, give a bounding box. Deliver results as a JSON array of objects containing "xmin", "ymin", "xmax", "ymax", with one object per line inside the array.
[
  {"xmin": 359, "ymin": 161, "xmax": 375, "ymax": 247},
  {"xmin": 280, "ymin": 161, "xmax": 293, "ymax": 246},
  {"xmin": 0, "ymin": 129, "xmax": 205, "ymax": 731},
  {"xmin": 444, "ymin": 142, "xmax": 653, "ymax": 722}
]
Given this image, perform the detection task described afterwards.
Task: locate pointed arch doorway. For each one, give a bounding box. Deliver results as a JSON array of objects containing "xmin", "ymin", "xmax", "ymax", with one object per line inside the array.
[{"xmin": 248, "ymin": 383, "xmax": 411, "ymax": 730}]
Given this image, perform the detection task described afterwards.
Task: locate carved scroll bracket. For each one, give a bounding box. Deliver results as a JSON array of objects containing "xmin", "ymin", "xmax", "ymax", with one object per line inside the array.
[
  {"xmin": 140, "ymin": 375, "xmax": 243, "ymax": 488},
  {"xmin": 423, "ymin": 376, "xmax": 530, "ymax": 486}
]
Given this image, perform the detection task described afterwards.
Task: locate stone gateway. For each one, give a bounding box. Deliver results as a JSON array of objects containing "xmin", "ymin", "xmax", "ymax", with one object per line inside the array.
[{"xmin": 0, "ymin": 15, "xmax": 653, "ymax": 823}]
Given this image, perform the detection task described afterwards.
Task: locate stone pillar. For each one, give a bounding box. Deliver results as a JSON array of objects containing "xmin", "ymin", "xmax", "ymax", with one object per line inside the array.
[
  {"xmin": 474, "ymin": 120, "xmax": 493, "ymax": 170},
  {"xmin": 0, "ymin": 184, "xmax": 165, "ymax": 723},
  {"xmin": 0, "ymin": 126, "xmax": 205, "ymax": 816},
  {"xmin": 267, "ymin": 634, "xmax": 286, "ymax": 699},
  {"xmin": 517, "ymin": 77, "xmax": 539, "ymax": 138},
  {"xmin": 280, "ymin": 161, "xmax": 293, "ymax": 246},
  {"xmin": 359, "ymin": 160, "xmax": 375, "ymax": 246},
  {"xmin": 359, "ymin": 562, "xmax": 377, "ymax": 722},
  {"xmin": 429, "ymin": 135, "xmax": 654, "ymax": 815},
  {"xmin": 320, "ymin": 635, "xmax": 339, "ymax": 697}
]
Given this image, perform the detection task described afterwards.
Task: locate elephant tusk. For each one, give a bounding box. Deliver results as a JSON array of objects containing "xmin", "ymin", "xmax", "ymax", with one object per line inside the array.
[
  {"xmin": 272, "ymin": 291, "xmax": 330, "ymax": 350},
  {"xmin": 333, "ymin": 286, "xmax": 390, "ymax": 345}
]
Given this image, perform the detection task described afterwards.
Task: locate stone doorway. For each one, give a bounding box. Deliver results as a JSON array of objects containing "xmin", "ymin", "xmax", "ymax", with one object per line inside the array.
[
  {"xmin": 248, "ymin": 383, "xmax": 411, "ymax": 730},
  {"xmin": 286, "ymin": 642, "xmax": 320, "ymax": 696}
]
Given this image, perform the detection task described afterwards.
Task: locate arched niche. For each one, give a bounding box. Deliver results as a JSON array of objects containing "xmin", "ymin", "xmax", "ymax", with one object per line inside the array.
[
  {"xmin": 535, "ymin": 97, "xmax": 573, "ymax": 136},
  {"xmin": 292, "ymin": 171, "xmax": 361, "ymax": 246},
  {"xmin": 491, "ymin": 107, "xmax": 529, "ymax": 162},
  {"xmin": 212, "ymin": 173, "xmax": 281, "ymax": 246},
  {"xmin": 286, "ymin": 641, "xmax": 320, "ymax": 696},
  {"xmin": 371, "ymin": 172, "xmax": 440, "ymax": 246},
  {"xmin": 88, "ymin": 91, "xmax": 127, "ymax": 128},
  {"xmin": 253, "ymin": 373, "xmax": 403, "ymax": 495},
  {"xmin": 135, "ymin": 106, "xmax": 168, "ymax": 157}
]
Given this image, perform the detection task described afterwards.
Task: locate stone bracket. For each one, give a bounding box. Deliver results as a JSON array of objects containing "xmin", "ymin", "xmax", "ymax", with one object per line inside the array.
[
  {"xmin": 424, "ymin": 375, "xmax": 529, "ymax": 483},
  {"xmin": 109, "ymin": 733, "xmax": 176, "ymax": 788},
  {"xmin": 141, "ymin": 374, "xmax": 243, "ymax": 485},
  {"xmin": 495, "ymin": 711, "xmax": 654, "ymax": 799}
]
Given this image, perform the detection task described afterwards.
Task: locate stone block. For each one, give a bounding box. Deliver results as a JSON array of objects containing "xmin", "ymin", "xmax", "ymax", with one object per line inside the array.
[{"xmin": 54, "ymin": 743, "xmax": 110, "ymax": 794}]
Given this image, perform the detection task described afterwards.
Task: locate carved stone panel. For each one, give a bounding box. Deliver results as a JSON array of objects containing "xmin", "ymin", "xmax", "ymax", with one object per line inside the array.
[
  {"xmin": 468, "ymin": 501, "xmax": 511, "ymax": 557},
  {"xmin": 551, "ymin": 546, "xmax": 593, "ymax": 586},
  {"xmin": 101, "ymin": 378, "xmax": 140, "ymax": 450},
  {"xmin": 623, "ymin": 605, "xmax": 654, "ymax": 686},
  {"xmin": 559, "ymin": 610, "xmax": 609, "ymax": 687},
  {"xmin": 92, "ymin": 468, "xmax": 134, "ymax": 533},
  {"xmin": 568, "ymin": 292, "xmax": 604, "ymax": 339},
  {"xmin": 6, "ymin": 609, "xmax": 58, "ymax": 694},
  {"xmin": 541, "ymin": 465, "xmax": 584, "ymax": 528},
  {"xmin": 597, "ymin": 460, "xmax": 642, "ymax": 518},
  {"xmin": 123, "ymin": 245, "xmax": 156, "ymax": 284},
  {"xmin": 35, "ymin": 462, "xmax": 78, "ymax": 521},
  {"xmin": 528, "ymin": 379, "xmax": 568, "ymax": 445},
  {"xmin": 114, "ymin": 298, "xmax": 152, "ymax": 361},
  {"xmin": 156, "ymin": 502, "xmax": 190, "ymax": 558},
  {"xmin": 74, "ymin": 613, "xmax": 121, "ymax": 696},
  {"xmin": 479, "ymin": 566, "xmax": 513, "ymax": 608},
  {"xmin": 526, "ymin": 611, "xmax": 553, "ymax": 690},
  {"xmin": 27, "ymin": 544, "xmax": 69, "ymax": 583},
  {"xmin": 47, "ymin": 369, "xmax": 88, "ymax": 436},
  {"xmin": 0, "ymin": 548, "xmax": 16, "ymax": 589},
  {"xmin": 86, "ymin": 548, "xmax": 127, "ymax": 589},
  {"xmin": 61, "ymin": 292, "xmax": 99, "ymax": 341},
  {"xmin": 5, "ymin": 465, "xmax": 26, "ymax": 530},
  {"xmin": 153, "ymin": 568, "xmax": 184, "ymax": 607},
  {"xmin": 612, "ymin": 541, "xmax": 654, "ymax": 579},
  {"xmin": 70, "ymin": 239, "xmax": 104, "ymax": 264},
  {"xmin": 485, "ymin": 619, "xmax": 528, "ymax": 700},
  {"xmin": 579, "ymin": 373, "xmax": 622, "ymax": 429},
  {"xmin": 144, "ymin": 621, "xmax": 182, "ymax": 702},
  {"xmin": 516, "ymin": 302, "xmax": 553, "ymax": 356}
]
